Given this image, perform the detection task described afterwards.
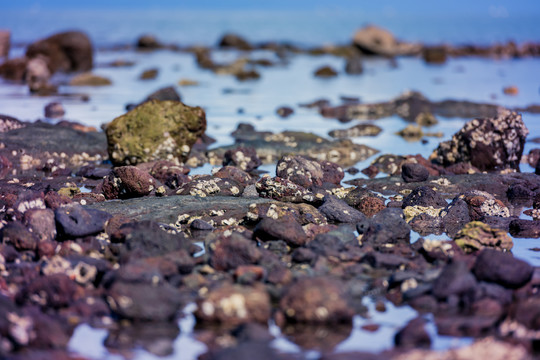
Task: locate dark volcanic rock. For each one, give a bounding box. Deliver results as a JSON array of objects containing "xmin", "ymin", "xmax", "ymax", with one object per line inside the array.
[
  {"xmin": 352, "ymin": 25, "xmax": 420, "ymax": 57},
  {"xmin": 276, "ymin": 155, "xmax": 343, "ymax": 188},
  {"xmin": 432, "ymin": 261, "xmax": 477, "ymax": 300},
  {"xmin": 218, "ymin": 33, "xmax": 253, "ymax": 50},
  {"xmin": 256, "ymin": 175, "xmax": 312, "ymax": 203},
  {"xmin": 24, "ymin": 208, "xmax": 57, "ymax": 242},
  {"xmin": 432, "ymin": 110, "xmax": 528, "ymax": 171},
  {"xmin": 223, "ymin": 146, "xmax": 261, "ymax": 172},
  {"xmin": 276, "ymin": 106, "xmax": 294, "ymax": 118},
  {"xmin": 101, "ymin": 165, "xmax": 157, "ymax": 199},
  {"xmin": 422, "ymin": 46, "xmax": 447, "ymax": 64},
  {"xmin": 359, "ymin": 208, "xmax": 410, "ymax": 244},
  {"xmin": 26, "ymin": 31, "xmax": 93, "ymax": 73},
  {"xmin": 509, "ymin": 219, "xmax": 540, "ymax": 237},
  {"xmin": 44, "ymin": 102, "xmax": 65, "ymax": 119},
  {"xmin": 401, "ymin": 163, "xmax": 429, "ymax": 183},
  {"xmin": 17, "ymin": 273, "xmax": 79, "ymax": 309},
  {"xmin": 1, "ymin": 222, "xmax": 38, "ymax": 251},
  {"xmin": 402, "ymin": 186, "xmax": 447, "ymax": 208},
  {"xmin": 394, "ymin": 317, "xmax": 431, "ymax": 349},
  {"xmin": 318, "ymin": 195, "xmax": 366, "ymax": 223},
  {"xmin": 473, "ymin": 249, "xmax": 533, "ymax": 288},
  {"xmin": 145, "ymin": 86, "xmax": 181, "ymax": 102},
  {"xmin": 136, "ymin": 34, "xmax": 162, "ymax": 49},
  {"xmin": 55, "ymin": 203, "xmax": 111, "ymax": 238},
  {"xmin": 210, "ymin": 232, "xmax": 262, "ymax": 271},
  {"xmin": 176, "ymin": 175, "xmax": 244, "ymax": 197},
  {"xmin": 254, "ymin": 216, "xmax": 307, "ymax": 247},
  {"xmin": 279, "ymin": 277, "xmax": 353, "ymax": 323}
]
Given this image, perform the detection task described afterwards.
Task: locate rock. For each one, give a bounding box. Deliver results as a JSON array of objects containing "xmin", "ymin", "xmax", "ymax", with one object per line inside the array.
[
  {"xmin": 394, "ymin": 317, "xmax": 431, "ymax": 349},
  {"xmin": 473, "ymin": 249, "xmax": 533, "ymax": 288},
  {"xmin": 106, "ymin": 280, "xmax": 183, "ymax": 321},
  {"xmin": 319, "ymin": 195, "xmax": 366, "ymax": 223},
  {"xmin": 69, "ymin": 72, "xmax": 111, "ymax": 86},
  {"xmin": 279, "ymin": 277, "xmax": 353, "ymax": 323},
  {"xmin": 276, "ymin": 106, "xmax": 294, "ymax": 118},
  {"xmin": 176, "ymin": 175, "xmax": 243, "ymax": 197},
  {"xmin": 223, "ymin": 147, "xmax": 261, "ymax": 172},
  {"xmin": 454, "ymin": 221, "xmax": 513, "ymax": 253},
  {"xmin": 101, "ymin": 166, "xmax": 156, "ymax": 199},
  {"xmin": 510, "ymin": 297, "xmax": 540, "ymax": 330},
  {"xmin": 344, "ymin": 56, "xmax": 363, "ymax": 75},
  {"xmin": 209, "ymin": 232, "xmax": 261, "ymax": 271},
  {"xmin": 352, "ymin": 25, "xmax": 420, "ymax": 57},
  {"xmin": 26, "ymin": 30, "xmax": 93, "ymax": 73},
  {"xmin": 314, "ymin": 66, "xmax": 338, "ymax": 78},
  {"xmin": 256, "ymin": 175, "xmax": 312, "ymax": 203},
  {"xmin": 218, "ymin": 33, "xmax": 253, "ymax": 50},
  {"xmin": 431, "ymin": 110, "xmax": 528, "ymax": 171},
  {"xmin": 441, "ymin": 198, "xmax": 471, "ymax": 236},
  {"xmin": 509, "ymin": 219, "xmax": 540, "ymax": 238},
  {"xmin": 213, "ymin": 166, "xmax": 252, "ymax": 187},
  {"xmin": 506, "ymin": 183, "xmax": 533, "ymax": 203},
  {"xmin": 24, "ymin": 208, "xmax": 57, "ymax": 242},
  {"xmin": 55, "ymin": 203, "xmax": 111, "ymax": 238},
  {"xmin": 422, "ymin": 46, "xmax": 447, "ymax": 64},
  {"xmin": 276, "ymin": 155, "xmax": 344, "ymax": 189},
  {"xmin": 0, "ymin": 114, "xmax": 25, "ymax": 133},
  {"xmin": 43, "ymin": 102, "xmax": 65, "ymax": 119},
  {"xmin": 196, "ymin": 283, "xmax": 270, "ymax": 326},
  {"xmin": 432, "ymin": 261, "xmax": 477, "ymax": 300},
  {"xmin": 462, "ymin": 190, "xmax": 509, "ymax": 221},
  {"xmin": 136, "ymin": 34, "xmax": 162, "ymax": 49},
  {"xmin": 0, "ymin": 30, "xmax": 9, "ymax": 58},
  {"xmin": 415, "ymin": 112, "xmax": 438, "ymax": 127},
  {"xmin": 139, "ymin": 68, "xmax": 158, "ymax": 80},
  {"xmin": 402, "ymin": 186, "xmax": 447, "ymax": 209},
  {"xmin": 503, "ymin": 86, "xmax": 518, "ymax": 95},
  {"xmin": 0, "ymin": 57, "xmax": 27, "ymax": 81},
  {"xmin": 189, "ymin": 218, "xmax": 214, "ymax": 230},
  {"xmin": 17, "ymin": 273, "xmax": 79, "ymax": 309},
  {"xmin": 1, "ymin": 222, "xmax": 38, "ymax": 251},
  {"xmin": 328, "ymin": 124, "xmax": 382, "ymax": 139},
  {"xmin": 105, "ymin": 100, "xmax": 206, "ymax": 166},
  {"xmin": 25, "ymin": 56, "xmax": 53, "ymax": 93},
  {"xmin": 401, "ymin": 163, "xmax": 429, "ymax": 183},
  {"xmin": 359, "ymin": 208, "xmax": 411, "ymax": 245},
  {"xmin": 145, "ymin": 86, "xmax": 181, "ymax": 102},
  {"xmin": 254, "ymin": 215, "xmax": 307, "ymax": 247}
]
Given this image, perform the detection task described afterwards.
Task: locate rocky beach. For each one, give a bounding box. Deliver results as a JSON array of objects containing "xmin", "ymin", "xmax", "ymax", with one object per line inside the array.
[{"xmin": 1, "ymin": 4, "xmax": 540, "ymax": 360}]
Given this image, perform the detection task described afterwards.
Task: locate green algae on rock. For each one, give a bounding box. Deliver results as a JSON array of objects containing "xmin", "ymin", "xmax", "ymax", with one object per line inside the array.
[
  {"xmin": 454, "ymin": 221, "xmax": 513, "ymax": 253},
  {"xmin": 105, "ymin": 100, "xmax": 206, "ymax": 166}
]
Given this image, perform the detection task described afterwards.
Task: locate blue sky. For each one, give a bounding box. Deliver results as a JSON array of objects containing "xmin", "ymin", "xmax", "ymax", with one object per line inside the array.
[{"xmin": 2, "ymin": 0, "xmax": 540, "ymax": 16}]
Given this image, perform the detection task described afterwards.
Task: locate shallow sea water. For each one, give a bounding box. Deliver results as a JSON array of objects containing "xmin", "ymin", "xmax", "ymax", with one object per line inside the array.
[{"xmin": 1, "ymin": 10, "xmax": 540, "ymax": 359}]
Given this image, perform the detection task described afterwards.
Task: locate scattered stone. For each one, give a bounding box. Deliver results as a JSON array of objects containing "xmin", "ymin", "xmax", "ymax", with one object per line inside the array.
[
  {"xmin": 473, "ymin": 249, "xmax": 533, "ymax": 288},
  {"xmin": 509, "ymin": 219, "xmax": 540, "ymax": 238},
  {"xmin": 344, "ymin": 56, "xmax": 363, "ymax": 75},
  {"xmin": 352, "ymin": 25, "xmax": 421, "ymax": 57},
  {"xmin": 319, "ymin": 195, "xmax": 366, "ymax": 223},
  {"xmin": 432, "ymin": 261, "xmax": 477, "ymax": 300},
  {"xmin": 454, "ymin": 221, "xmax": 513, "ymax": 252},
  {"xmin": 503, "ymin": 86, "xmax": 519, "ymax": 96},
  {"xmin": 422, "ymin": 46, "xmax": 447, "ymax": 64},
  {"xmin": 69, "ymin": 73, "xmax": 112, "ymax": 86},
  {"xmin": 402, "ymin": 186, "xmax": 447, "ymax": 209},
  {"xmin": 394, "ymin": 317, "xmax": 431, "ymax": 349},
  {"xmin": 401, "ymin": 163, "xmax": 429, "ymax": 183},
  {"xmin": 254, "ymin": 215, "xmax": 307, "ymax": 247},
  {"xmin": 55, "ymin": 203, "xmax": 111, "ymax": 238},
  {"xmin": 136, "ymin": 34, "xmax": 162, "ymax": 49},
  {"xmin": 44, "ymin": 102, "xmax": 65, "ymax": 119},
  {"xmin": 276, "ymin": 106, "xmax": 294, "ymax": 118},
  {"xmin": 223, "ymin": 146, "xmax": 261, "ymax": 172},
  {"xmin": 209, "ymin": 232, "xmax": 261, "ymax": 271},
  {"xmin": 314, "ymin": 66, "xmax": 338, "ymax": 78},
  {"xmin": 105, "ymin": 100, "xmax": 206, "ymax": 166},
  {"xmin": 139, "ymin": 68, "xmax": 159, "ymax": 80},
  {"xmin": 218, "ymin": 33, "xmax": 253, "ymax": 50},
  {"xmin": 328, "ymin": 124, "xmax": 382, "ymax": 139}
]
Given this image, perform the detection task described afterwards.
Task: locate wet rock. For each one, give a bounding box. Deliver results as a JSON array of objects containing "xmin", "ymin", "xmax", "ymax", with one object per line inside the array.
[
  {"xmin": 223, "ymin": 146, "xmax": 261, "ymax": 172},
  {"xmin": 361, "ymin": 164, "xmax": 379, "ymax": 178},
  {"xmin": 441, "ymin": 198, "xmax": 471, "ymax": 236},
  {"xmin": 279, "ymin": 276, "xmax": 353, "ymax": 323},
  {"xmin": 69, "ymin": 72, "xmax": 112, "ymax": 86},
  {"xmin": 431, "ymin": 110, "xmax": 528, "ymax": 171},
  {"xmin": 55, "ymin": 203, "xmax": 111, "ymax": 238},
  {"xmin": 454, "ymin": 221, "xmax": 513, "ymax": 253},
  {"xmin": 432, "ymin": 261, "xmax": 476, "ymax": 300},
  {"xmin": 352, "ymin": 25, "xmax": 420, "ymax": 57},
  {"xmin": 148, "ymin": 160, "xmax": 189, "ymax": 189},
  {"xmin": 509, "ymin": 219, "xmax": 540, "ymax": 238},
  {"xmin": 473, "ymin": 249, "xmax": 533, "ymax": 288},
  {"xmin": 196, "ymin": 283, "xmax": 270, "ymax": 326},
  {"xmin": 1, "ymin": 222, "xmax": 38, "ymax": 252},
  {"xmin": 139, "ymin": 68, "xmax": 158, "ymax": 80},
  {"xmin": 362, "ymin": 251, "xmax": 408, "ymax": 269},
  {"xmin": 401, "ymin": 163, "xmax": 429, "ymax": 183},
  {"xmin": 104, "ymin": 322, "xmax": 179, "ymax": 356},
  {"xmin": 422, "ymin": 46, "xmax": 447, "ymax": 64},
  {"xmin": 218, "ymin": 33, "xmax": 253, "ymax": 50},
  {"xmin": 314, "ymin": 66, "xmax": 338, "ymax": 78},
  {"xmin": 344, "ymin": 56, "xmax": 363, "ymax": 75},
  {"xmin": 101, "ymin": 165, "xmax": 156, "ymax": 199},
  {"xmin": 43, "ymin": 102, "xmax": 65, "ymax": 119},
  {"xmin": 136, "ymin": 34, "xmax": 162, "ymax": 49},
  {"xmin": 506, "ymin": 183, "xmax": 533, "ymax": 203},
  {"xmin": 210, "ymin": 232, "xmax": 262, "ymax": 271},
  {"xmin": 0, "ymin": 57, "xmax": 27, "ymax": 82},
  {"xmin": 256, "ymin": 175, "xmax": 312, "ymax": 203},
  {"xmin": 253, "ymin": 215, "xmax": 307, "ymax": 247},
  {"xmin": 106, "ymin": 280, "xmax": 183, "ymax": 321},
  {"xmin": 276, "ymin": 106, "xmax": 294, "ymax": 118},
  {"xmin": 105, "ymin": 100, "xmax": 206, "ymax": 166},
  {"xmin": 402, "ymin": 186, "xmax": 447, "ymax": 209},
  {"xmin": 25, "ymin": 56, "xmax": 53, "ymax": 93},
  {"xmin": 26, "ymin": 30, "xmax": 93, "ymax": 73},
  {"xmin": 190, "ymin": 218, "xmax": 214, "ymax": 231},
  {"xmin": 394, "ymin": 317, "xmax": 431, "ymax": 349},
  {"xmin": 177, "ymin": 175, "xmax": 244, "ymax": 197},
  {"xmin": 276, "ymin": 155, "xmax": 342, "ymax": 189},
  {"xmin": 319, "ymin": 195, "xmax": 366, "ymax": 223},
  {"xmin": 359, "ymin": 208, "xmax": 411, "ymax": 245},
  {"xmin": 328, "ymin": 124, "xmax": 382, "ymax": 139},
  {"xmin": 24, "ymin": 208, "xmax": 56, "ymax": 242},
  {"xmin": 462, "ymin": 190, "xmax": 509, "ymax": 221},
  {"xmin": 0, "ymin": 114, "xmax": 25, "ymax": 133},
  {"xmin": 213, "ymin": 166, "xmax": 252, "ymax": 187}
]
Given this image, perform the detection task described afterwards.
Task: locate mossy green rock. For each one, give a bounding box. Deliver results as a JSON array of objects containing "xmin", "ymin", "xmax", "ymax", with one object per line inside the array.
[
  {"xmin": 105, "ymin": 100, "xmax": 206, "ymax": 166},
  {"xmin": 454, "ymin": 221, "xmax": 513, "ymax": 253}
]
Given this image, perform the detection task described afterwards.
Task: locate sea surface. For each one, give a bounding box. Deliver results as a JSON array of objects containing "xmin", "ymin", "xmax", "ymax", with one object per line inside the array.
[{"xmin": 1, "ymin": 8, "xmax": 540, "ymax": 359}]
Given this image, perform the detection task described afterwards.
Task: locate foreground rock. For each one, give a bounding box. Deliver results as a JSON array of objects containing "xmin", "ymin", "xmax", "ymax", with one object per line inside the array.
[
  {"xmin": 105, "ymin": 100, "xmax": 206, "ymax": 166},
  {"xmin": 431, "ymin": 110, "xmax": 528, "ymax": 171}
]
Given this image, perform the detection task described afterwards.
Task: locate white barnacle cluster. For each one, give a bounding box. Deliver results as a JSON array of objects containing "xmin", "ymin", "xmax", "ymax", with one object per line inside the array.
[
  {"xmin": 188, "ymin": 178, "xmax": 221, "ymax": 197},
  {"xmin": 17, "ymin": 198, "xmax": 46, "ymax": 214}
]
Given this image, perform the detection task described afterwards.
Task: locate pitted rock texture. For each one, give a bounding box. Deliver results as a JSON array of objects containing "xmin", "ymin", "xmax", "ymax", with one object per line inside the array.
[
  {"xmin": 431, "ymin": 110, "xmax": 528, "ymax": 171},
  {"xmin": 105, "ymin": 100, "xmax": 206, "ymax": 166}
]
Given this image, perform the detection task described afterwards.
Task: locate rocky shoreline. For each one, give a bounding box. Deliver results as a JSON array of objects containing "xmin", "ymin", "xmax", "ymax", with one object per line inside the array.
[{"xmin": 0, "ymin": 27, "xmax": 540, "ymax": 360}]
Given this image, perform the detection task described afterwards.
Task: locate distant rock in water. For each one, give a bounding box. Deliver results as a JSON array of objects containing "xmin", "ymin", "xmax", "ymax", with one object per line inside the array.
[
  {"xmin": 105, "ymin": 100, "xmax": 206, "ymax": 166},
  {"xmin": 217, "ymin": 33, "xmax": 253, "ymax": 50},
  {"xmin": 0, "ymin": 30, "xmax": 10, "ymax": 58},
  {"xmin": 431, "ymin": 109, "xmax": 528, "ymax": 171},
  {"xmin": 352, "ymin": 25, "xmax": 421, "ymax": 57},
  {"xmin": 136, "ymin": 34, "xmax": 162, "ymax": 50},
  {"xmin": 26, "ymin": 31, "xmax": 93, "ymax": 73}
]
